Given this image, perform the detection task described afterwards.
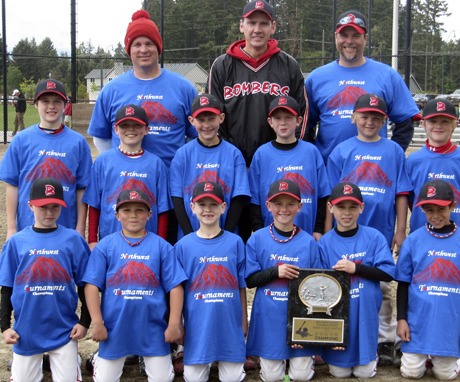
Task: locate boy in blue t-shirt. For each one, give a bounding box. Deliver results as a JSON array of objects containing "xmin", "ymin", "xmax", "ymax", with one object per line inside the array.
[
  {"xmin": 396, "ymin": 179, "xmax": 460, "ymax": 380},
  {"xmin": 319, "ymin": 182, "xmax": 395, "ymax": 378},
  {"xmin": 174, "ymin": 181, "xmax": 247, "ymax": 382},
  {"xmin": 248, "ymin": 95, "xmax": 330, "ymax": 240},
  {"xmin": 0, "ymin": 178, "xmax": 90, "ymax": 381},
  {"xmin": 246, "ymin": 179, "xmax": 320, "ymax": 381},
  {"xmin": 170, "ymin": 94, "xmax": 250, "ymax": 239}
]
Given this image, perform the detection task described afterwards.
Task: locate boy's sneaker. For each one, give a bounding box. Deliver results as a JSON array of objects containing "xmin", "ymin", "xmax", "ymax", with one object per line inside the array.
[{"xmin": 377, "ymin": 342, "xmax": 394, "ymax": 366}]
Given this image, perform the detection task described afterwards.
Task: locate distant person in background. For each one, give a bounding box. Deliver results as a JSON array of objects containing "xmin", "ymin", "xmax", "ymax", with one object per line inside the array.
[
  {"xmin": 12, "ymin": 89, "xmax": 26, "ymax": 137},
  {"xmin": 64, "ymin": 96, "xmax": 72, "ymax": 128}
]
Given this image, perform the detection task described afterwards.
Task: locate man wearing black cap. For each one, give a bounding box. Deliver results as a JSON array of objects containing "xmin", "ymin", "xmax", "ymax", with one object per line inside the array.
[
  {"xmin": 206, "ymin": 0, "xmax": 307, "ymax": 167},
  {"xmin": 305, "ymin": 10, "xmax": 420, "ymax": 164}
]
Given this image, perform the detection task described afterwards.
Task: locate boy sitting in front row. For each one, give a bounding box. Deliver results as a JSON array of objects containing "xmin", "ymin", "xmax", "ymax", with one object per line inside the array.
[
  {"xmin": 174, "ymin": 181, "xmax": 247, "ymax": 382},
  {"xmin": 246, "ymin": 179, "xmax": 320, "ymax": 381},
  {"xmin": 396, "ymin": 179, "xmax": 460, "ymax": 380},
  {"xmin": 0, "ymin": 178, "xmax": 91, "ymax": 382},
  {"xmin": 318, "ymin": 182, "xmax": 395, "ymax": 378},
  {"xmin": 84, "ymin": 189, "xmax": 186, "ymax": 382}
]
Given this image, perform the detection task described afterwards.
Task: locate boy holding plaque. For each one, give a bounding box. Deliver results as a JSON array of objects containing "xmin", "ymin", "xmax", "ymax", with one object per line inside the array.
[
  {"xmin": 246, "ymin": 179, "xmax": 320, "ymax": 381},
  {"xmin": 396, "ymin": 179, "xmax": 460, "ymax": 380},
  {"xmin": 318, "ymin": 182, "xmax": 395, "ymax": 378}
]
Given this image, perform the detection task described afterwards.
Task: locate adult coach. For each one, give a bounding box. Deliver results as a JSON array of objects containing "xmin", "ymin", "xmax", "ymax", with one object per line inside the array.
[
  {"xmin": 305, "ymin": 10, "xmax": 419, "ymax": 163},
  {"xmin": 12, "ymin": 89, "xmax": 26, "ymax": 136},
  {"xmin": 87, "ymin": 9, "xmax": 197, "ymax": 167},
  {"xmin": 206, "ymin": 0, "xmax": 308, "ymax": 167}
]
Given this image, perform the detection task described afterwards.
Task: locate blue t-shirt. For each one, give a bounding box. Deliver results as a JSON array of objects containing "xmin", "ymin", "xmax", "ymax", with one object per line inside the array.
[
  {"xmin": 170, "ymin": 138, "xmax": 250, "ymax": 238},
  {"xmin": 82, "ymin": 148, "xmax": 171, "ymax": 239},
  {"xmin": 87, "ymin": 69, "xmax": 197, "ymax": 167},
  {"xmin": 174, "ymin": 231, "xmax": 246, "ymax": 364},
  {"xmin": 248, "ymin": 140, "xmax": 330, "ymax": 234},
  {"xmin": 406, "ymin": 146, "xmax": 460, "ymax": 232},
  {"xmin": 246, "ymin": 227, "xmax": 320, "ymax": 360},
  {"xmin": 327, "ymin": 137, "xmax": 412, "ymax": 246},
  {"xmin": 0, "ymin": 125, "xmax": 92, "ymax": 230},
  {"xmin": 82, "ymin": 232, "xmax": 187, "ymax": 359},
  {"xmin": 0, "ymin": 226, "xmax": 90, "ymax": 355},
  {"xmin": 318, "ymin": 226, "xmax": 395, "ymax": 367},
  {"xmin": 395, "ymin": 227, "xmax": 460, "ymax": 358},
  {"xmin": 305, "ymin": 58, "xmax": 419, "ymax": 162}
]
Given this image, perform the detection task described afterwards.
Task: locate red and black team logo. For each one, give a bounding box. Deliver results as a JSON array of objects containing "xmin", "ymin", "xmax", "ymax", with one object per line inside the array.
[
  {"xmin": 436, "ymin": 102, "xmax": 447, "ymax": 112},
  {"xmin": 369, "ymin": 96, "xmax": 379, "ymax": 107},
  {"xmin": 125, "ymin": 106, "xmax": 135, "ymax": 116},
  {"xmin": 200, "ymin": 97, "xmax": 210, "ymax": 106},
  {"xmin": 204, "ymin": 182, "xmax": 214, "ymax": 192},
  {"xmin": 427, "ymin": 186, "xmax": 437, "ymax": 198},
  {"xmin": 46, "ymin": 81, "xmax": 57, "ymax": 90},
  {"xmin": 279, "ymin": 181, "xmax": 289, "ymax": 191},
  {"xmin": 255, "ymin": 1, "xmax": 265, "ymax": 9},
  {"xmin": 343, "ymin": 184, "xmax": 353, "ymax": 195},
  {"xmin": 347, "ymin": 13, "xmax": 356, "ymax": 23},
  {"xmin": 45, "ymin": 185, "xmax": 55, "ymax": 196},
  {"xmin": 278, "ymin": 97, "xmax": 287, "ymax": 106},
  {"xmin": 129, "ymin": 191, "xmax": 141, "ymax": 200}
]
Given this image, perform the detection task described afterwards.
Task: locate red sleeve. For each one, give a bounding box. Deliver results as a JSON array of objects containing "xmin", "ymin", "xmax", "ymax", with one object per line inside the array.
[
  {"xmin": 157, "ymin": 212, "xmax": 169, "ymax": 240},
  {"xmin": 88, "ymin": 206, "xmax": 100, "ymax": 244}
]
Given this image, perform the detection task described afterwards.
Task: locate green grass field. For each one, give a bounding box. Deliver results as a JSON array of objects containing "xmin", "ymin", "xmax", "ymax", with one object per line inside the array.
[{"xmin": 0, "ymin": 104, "xmax": 40, "ymax": 133}]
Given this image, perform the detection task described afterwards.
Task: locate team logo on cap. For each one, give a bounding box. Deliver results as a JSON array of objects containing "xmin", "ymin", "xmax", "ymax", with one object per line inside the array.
[
  {"xmin": 278, "ymin": 97, "xmax": 287, "ymax": 106},
  {"xmin": 200, "ymin": 97, "xmax": 210, "ymax": 106},
  {"xmin": 426, "ymin": 186, "xmax": 437, "ymax": 198},
  {"xmin": 346, "ymin": 13, "xmax": 356, "ymax": 23},
  {"xmin": 125, "ymin": 106, "xmax": 135, "ymax": 116},
  {"xmin": 255, "ymin": 1, "xmax": 265, "ymax": 9},
  {"xmin": 279, "ymin": 181, "xmax": 289, "ymax": 191},
  {"xmin": 46, "ymin": 81, "xmax": 57, "ymax": 90},
  {"xmin": 45, "ymin": 185, "xmax": 55, "ymax": 196},
  {"xmin": 370, "ymin": 96, "xmax": 379, "ymax": 107},
  {"xmin": 436, "ymin": 102, "xmax": 447, "ymax": 112},
  {"xmin": 129, "ymin": 191, "xmax": 140, "ymax": 200},
  {"xmin": 343, "ymin": 184, "xmax": 353, "ymax": 195},
  {"xmin": 204, "ymin": 182, "xmax": 214, "ymax": 192}
]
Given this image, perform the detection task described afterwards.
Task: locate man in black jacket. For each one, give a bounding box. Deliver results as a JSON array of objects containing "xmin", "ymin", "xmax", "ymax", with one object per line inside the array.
[{"xmin": 12, "ymin": 89, "xmax": 26, "ymax": 136}]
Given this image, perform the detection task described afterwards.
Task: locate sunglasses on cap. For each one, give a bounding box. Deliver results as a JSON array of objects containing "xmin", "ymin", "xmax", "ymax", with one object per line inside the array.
[{"xmin": 337, "ymin": 15, "xmax": 366, "ymax": 29}]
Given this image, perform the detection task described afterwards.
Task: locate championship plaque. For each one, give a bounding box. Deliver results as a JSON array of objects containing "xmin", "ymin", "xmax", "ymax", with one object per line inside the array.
[{"xmin": 287, "ymin": 269, "xmax": 350, "ymax": 347}]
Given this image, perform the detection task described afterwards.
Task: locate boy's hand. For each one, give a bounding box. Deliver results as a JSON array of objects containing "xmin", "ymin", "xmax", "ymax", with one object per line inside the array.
[
  {"xmin": 91, "ymin": 322, "xmax": 108, "ymax": 342},
  {"xmin": 70, "ymin": 323, "xmax": 88, "ymax": 341},
  {"xmin": 2, "ymin": 328, "xmax": 19, "ymax": 344},
  {"xmin": 332, "ymin": 259, "xmax": 356, "ymax": 274},
  {"xmin": 397, "ymin": 319, "xmax": 411, "ymax": 342},
  {"xmin": 164, "ymin": 322, "xmax": 184, "ymax": 345},
  {"xmin": 278, "ymin": 264, "xmax": 300, "ymax": 279},
  {"xmin": 392, "ymin": 231, "xmax": 406, "ymax": 255}
]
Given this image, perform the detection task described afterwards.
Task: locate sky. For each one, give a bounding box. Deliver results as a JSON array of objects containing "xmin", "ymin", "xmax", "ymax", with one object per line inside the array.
[{"xmin": 2, "ymin": 0, "xmax": 460, "ymax": 53}]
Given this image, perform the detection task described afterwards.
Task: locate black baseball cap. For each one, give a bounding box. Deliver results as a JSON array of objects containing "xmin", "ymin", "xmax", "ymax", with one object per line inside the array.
[
  {"xmin": 116, "ymin": 189, "xmax": 151, "ymax": 211},
  {"xmin": 267, "ymin": 179, "xmax": 301, "ymax": 202},
  {"xmin": 191, "ymin": 94, "xmax": 222, "ymax": 118},
  {"xmin": 415, "ymin": 179, "xmax": 454, "ymax": 207},
  {"xmin": 336, "ymin": 10, "xmax": 367, "ymax": 34},
  {"xmin": 115, "ymin": 104, "xmax": 149, "ymax": 126},
  {"xmin": 353, "ymin": 93, "xmax": 387, "ymax": 117},
  {"xmin": 268, "ymin": 96, "xmax": 300, "ymax": 117},
  {"xmin": 422, "ymin": 99, "xmax": 458, "ymax": 120},
  {"xmin": 30, "ymin": 178, "xmax": 67, "ymax": 207},
  {"xmin": 242, "ymin": 1, "xmax": 274, "ymax": 20},
  {"xmin": 34, "ymin": 79, "xmax": 67, "ymax": 102},
  {"xmin": 192, "ymin": 182, "xmax": 225, "ymax": 203},
  {"xmin": 330, "ymin": 182, "xmax": 363, "ymax": 206}
]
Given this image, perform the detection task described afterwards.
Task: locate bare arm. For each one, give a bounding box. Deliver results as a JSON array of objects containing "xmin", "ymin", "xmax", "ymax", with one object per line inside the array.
[
  {"xmin": 392, "ymin": 194, "xmax": 408, "ymax": 252},
  {"xmin": 164, "ymin": 285, "xmax": 184, "ymax": 344},
  {"xmin": 84, "ymin": 284, "xmax": 107, "ymax": 342},
  {"xmin": 75, "ymin": 189, "xmax": 87, "ymax": 238},
  {"xmin": 5, "ymin": 184, "xmax": 18, "ymax": 239}
]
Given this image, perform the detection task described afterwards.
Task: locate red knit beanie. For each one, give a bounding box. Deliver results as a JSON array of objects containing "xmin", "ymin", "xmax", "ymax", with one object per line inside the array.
[{"xmin": 124, "ymin": 10, "xmax": 163, "ymax": 55}]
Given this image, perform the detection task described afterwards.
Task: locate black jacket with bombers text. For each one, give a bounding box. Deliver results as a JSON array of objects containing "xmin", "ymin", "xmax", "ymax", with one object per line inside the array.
[{"xmin": 206, "ymin": 39, "xmax": 308, "ymax": 166}]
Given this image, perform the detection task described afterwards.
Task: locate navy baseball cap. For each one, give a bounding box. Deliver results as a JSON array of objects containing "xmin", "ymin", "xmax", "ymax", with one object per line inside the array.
[
  {"xmin": 191, "ymin": 94, "xmax": 222, "ymax": 118},
  {"xmin": 416, "ymin": 179, "xmax": 454, "ymax": 207},
  {"xmin": 353, "ymin": 93, "xmax": 388, "ymax": 117},
  {"xmin": 116, "ymin": 189, "xmax": 151, "ymax": 211},
  {"xmin": 422, "ymin": 99, "xmax": 458, "ymax": 120},
  {"xmin": 30, "ymin": 178, "xmax": 67, "ymax": 207},
  {"xmin": 115, "ymin": 104, "xmax": 149, "ymax": 126},
  {"xmin": 267, "ymin": 179, "xmax": 301, "ymax": 202},
  {"xmin": 330, "ymin": 182, "xmax": 363, "ymax": 206},
  {"xmin": 336, "ymin": 10, "xmax": 367, "ymax": 34},
  {"xmin": 242, "ymin": 1, "xmax": 274, "ymax": 20},
  {"xmin": 268, "ymin": 96, "xmax": 300, "ymax": 117},
  {"xmin": 192, "ymin": 182, "xmax": 225, "ymax": 203},
  {"xmin": 34, "ymin": 79, "xmax": 67, "ymax": 102}
]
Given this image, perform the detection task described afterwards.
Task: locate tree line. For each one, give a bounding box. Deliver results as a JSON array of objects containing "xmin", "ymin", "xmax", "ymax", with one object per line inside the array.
[{"xmin": 1, "ymin": 0, "xmax": 457, "ymax": 100}]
